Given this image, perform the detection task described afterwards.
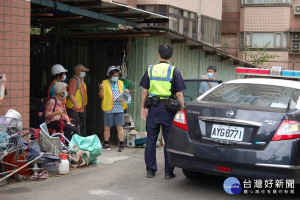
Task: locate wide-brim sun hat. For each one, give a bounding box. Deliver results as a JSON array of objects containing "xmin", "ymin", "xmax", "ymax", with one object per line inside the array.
[{"xmin": 74, "ymin": 64, "xmax": 89, "ymax": 72}]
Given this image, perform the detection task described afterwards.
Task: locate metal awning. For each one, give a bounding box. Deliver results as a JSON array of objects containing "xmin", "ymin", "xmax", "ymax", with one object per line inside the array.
[
  {"xmin": 45, "ymin": 26, "xmax": 257, "ymax": 68},
  {"xmin": 31, "ymin": 0, "xmax": 170, "ymax": 29}
]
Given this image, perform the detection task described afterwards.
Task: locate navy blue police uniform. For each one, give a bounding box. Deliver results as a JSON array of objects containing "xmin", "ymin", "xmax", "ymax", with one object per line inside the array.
[{"xmin": 140, "ymin": 61, "xmax": 186, "ymax": 173}]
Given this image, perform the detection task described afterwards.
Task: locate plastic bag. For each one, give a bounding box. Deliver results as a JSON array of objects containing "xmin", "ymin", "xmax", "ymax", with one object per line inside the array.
[{"xmin": 68, "ymin": 134, "xmax": 102, "ymax": 164}]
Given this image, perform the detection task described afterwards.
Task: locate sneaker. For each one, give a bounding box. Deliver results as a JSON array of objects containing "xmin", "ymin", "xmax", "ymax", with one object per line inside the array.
[
  {"xmin": 118, "ymin": 144, "xmax": 124, "ymax": 152},
  {"xmin": 102, "ymin": 144, "xmax": 110, "ymax": 150}
]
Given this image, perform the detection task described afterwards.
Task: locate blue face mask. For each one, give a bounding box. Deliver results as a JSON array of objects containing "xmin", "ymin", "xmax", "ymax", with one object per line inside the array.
[
  {"xmin": 80, "ymin": 72, "xmax": 86, "ymax": 78},
  {"xmin": 111, "ymin": 76, "xmax": 118, "ymax": 82},
  {"xmin": 63, "ymin": 92, "xmax": 68, "ymax": 98},
  {"xmin": 207, "ymin": 72, "xmax": 214, "ymax": 79}
]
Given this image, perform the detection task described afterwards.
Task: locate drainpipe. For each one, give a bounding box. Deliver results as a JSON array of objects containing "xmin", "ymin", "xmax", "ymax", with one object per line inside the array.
[{"xmin": 198, "ymin": 0, "xmax": 202, "ymax": 41}]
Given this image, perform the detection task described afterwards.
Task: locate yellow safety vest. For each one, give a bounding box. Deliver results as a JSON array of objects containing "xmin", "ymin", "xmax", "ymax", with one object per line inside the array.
[
  {"xmin": 148, "ymin": 63, "xmax": 175, "ymax": 99},
  {"xmin": 66, "ymin": 77, "xmax": 88, "ymax": 109},
  {"xmin": 101, "ymin": 79, "xmax": 128, "ymax": 112}
]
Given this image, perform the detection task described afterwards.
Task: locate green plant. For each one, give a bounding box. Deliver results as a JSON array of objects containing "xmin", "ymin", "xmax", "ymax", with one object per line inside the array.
[
  {"xmin": 30, "ymin": 27, "xmax": 52, "ymax": 35},
  {"xmin": 245, "ymin": 41, "xmax": 279, "ymax": 67},
  {"xmin": 30, "ymin": 27, "xmax": 41, "ymax": 35}
]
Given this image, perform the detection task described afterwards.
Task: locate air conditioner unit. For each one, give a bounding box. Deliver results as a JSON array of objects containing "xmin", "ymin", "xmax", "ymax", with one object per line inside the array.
[
  {"xmin": 294, "ymin": 5, "xmax": 300, "ymax": 15},
  {"xmin": 292, "ymin": 42, "xmax": 300, "ymax": 50},
  {"xmin": 293, "ymin": 33, "xmax": 300, "ymax": 41}
]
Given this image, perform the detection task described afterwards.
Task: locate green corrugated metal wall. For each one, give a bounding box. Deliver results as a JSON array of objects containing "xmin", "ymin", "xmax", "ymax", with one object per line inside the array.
[{"xmin": 127, "ymin": 37, "xmax": 238, "ymax": 132}]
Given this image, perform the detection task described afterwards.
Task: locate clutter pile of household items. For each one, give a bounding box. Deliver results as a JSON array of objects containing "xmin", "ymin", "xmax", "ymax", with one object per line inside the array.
[
  {"xmin": 123, "ymin": 113, "xmax": 147, "ymax": 148},
  {"xmin": 0, "ymin": 109, "xmax": 102, "ymax": 184}
]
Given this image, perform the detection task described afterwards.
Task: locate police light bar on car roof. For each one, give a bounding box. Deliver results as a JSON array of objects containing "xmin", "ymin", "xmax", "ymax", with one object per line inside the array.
[
  {"xmin": 236, "ymin": 67, "xmax": 270, "ymax": 75},
  {"xmin": 236, "ymin": 66, "xmax": 300, "ymax": 78}
]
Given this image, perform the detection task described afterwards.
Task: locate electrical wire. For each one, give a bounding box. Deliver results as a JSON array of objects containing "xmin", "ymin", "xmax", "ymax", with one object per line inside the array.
[{"xmin": 120, "ymin": 42, "xmax": 142, "ymax": 92}]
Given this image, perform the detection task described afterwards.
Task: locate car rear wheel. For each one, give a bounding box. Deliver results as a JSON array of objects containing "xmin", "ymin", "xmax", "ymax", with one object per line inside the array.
[{"xmin": 182, "ymin": 169, "xmax": 204, "ymax": 179}]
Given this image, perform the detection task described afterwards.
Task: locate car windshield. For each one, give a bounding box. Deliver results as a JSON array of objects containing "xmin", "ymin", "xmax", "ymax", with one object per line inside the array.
[
  {"xmin": 201, "ymin": 83, "xmax": 300, "ymax": 110},
  {"xmin": 183, "ymin": 79, "xmax": 221, "ymax": 103}
]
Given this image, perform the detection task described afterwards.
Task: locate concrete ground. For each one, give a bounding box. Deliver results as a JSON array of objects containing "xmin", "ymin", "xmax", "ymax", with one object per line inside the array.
[{"xmin": 0, "ymin": 145, "xmax": 298, "ymax": 200}]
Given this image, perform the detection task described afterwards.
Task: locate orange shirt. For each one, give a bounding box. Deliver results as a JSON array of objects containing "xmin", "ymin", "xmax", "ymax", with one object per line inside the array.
[{"xmin": 67, "ymin": 76, "xmax": 87, "ymax": 113}]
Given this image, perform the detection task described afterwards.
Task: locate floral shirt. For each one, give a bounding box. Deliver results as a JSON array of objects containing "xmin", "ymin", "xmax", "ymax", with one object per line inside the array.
[{"xmin": 44, "ymin": 98, "xmax": 69, "ymax": 124}]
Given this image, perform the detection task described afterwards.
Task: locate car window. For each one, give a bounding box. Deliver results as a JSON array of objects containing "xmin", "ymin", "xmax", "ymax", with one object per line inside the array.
[
  {"xmin": 183, "ymin": 79, "xmax": 221, "ymax": 103},
  {"xmin": 201, "ymin": 83, "xmax": 300, "ymax": 110}
]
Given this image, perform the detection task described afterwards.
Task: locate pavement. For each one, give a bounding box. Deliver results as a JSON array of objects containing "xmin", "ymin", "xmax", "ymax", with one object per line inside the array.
[{"xmin": 0, "ymin": 145, "xmax": 298, "ymax": 200}]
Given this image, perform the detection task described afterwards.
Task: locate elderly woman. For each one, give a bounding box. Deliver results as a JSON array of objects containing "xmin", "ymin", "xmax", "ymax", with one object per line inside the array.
[{"xmin": 44, "ymin": 82, "xmax": 78, "ymax": 142}]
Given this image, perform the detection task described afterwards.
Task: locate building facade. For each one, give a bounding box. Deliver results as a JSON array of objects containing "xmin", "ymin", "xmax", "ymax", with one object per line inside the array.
[
  {"xmin": 0, "ymin": 0, "xmax": 31, "ymax": 127},
  {"xmin": 222, "ymin": 0, "xmax": 300, "ymax": 70},
  {"xmin": 136, "ymin": 0, "xmax": 223, "ymax": 45}
]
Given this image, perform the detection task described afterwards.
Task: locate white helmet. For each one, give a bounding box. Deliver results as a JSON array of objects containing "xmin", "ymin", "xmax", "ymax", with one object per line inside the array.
[
  {"xmin": 5, "ymin": 109, "xmax": 23, "ymax": 131},
  {"xmin": 51, "ymin": 64, "xmax": 68, "ymax": 76},
  {"xmin": 5, "ymin": 109, "xmax": 22, "ymax": 120},
  {"xmin": 107, "ymin": 66, "xmax": 120, "ymax": 76}
]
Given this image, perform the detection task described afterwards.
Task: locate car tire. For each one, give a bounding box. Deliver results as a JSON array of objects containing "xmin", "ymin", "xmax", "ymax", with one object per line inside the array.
[{"xmin": 182, "ymin": 169, "xmax": 203, "ymax": 179}]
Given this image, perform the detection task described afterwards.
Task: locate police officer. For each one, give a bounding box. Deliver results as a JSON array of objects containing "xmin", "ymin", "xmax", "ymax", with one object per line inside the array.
[{"xmin": 140, "ymin": 43, "xmax": 186, "ymax": 179}]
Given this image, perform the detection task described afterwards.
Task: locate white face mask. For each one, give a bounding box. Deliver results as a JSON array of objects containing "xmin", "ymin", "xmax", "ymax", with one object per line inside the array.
[
  {"xmin": 80, "ymin": 72, "xmax": 86, "ymax": 78},
  {"xmin": 61, "ymin": 74, "xmax": 66, "ymax": 81},
  {"xmin": 111, "ymin": 76, "xmax": 118, "ymax": 82}
]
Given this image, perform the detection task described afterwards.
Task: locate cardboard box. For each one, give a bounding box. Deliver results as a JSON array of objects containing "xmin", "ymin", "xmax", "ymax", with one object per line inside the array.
[{"xmin": 139, "ymin": 132, "xmax": 147, "ymax": 138}]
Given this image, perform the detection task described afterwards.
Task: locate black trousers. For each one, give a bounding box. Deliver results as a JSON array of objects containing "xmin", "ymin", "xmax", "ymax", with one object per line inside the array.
[
  {"xmin": 47, "ymin": 120, "xmax": 78, "ymax": 142},
  {"xmin": 67, "ymin": 109, "xmax": 84, "ymax": 135},
  {"xmin": 145, "ymin": 104, "xmax": 175, "ymax": 172}
]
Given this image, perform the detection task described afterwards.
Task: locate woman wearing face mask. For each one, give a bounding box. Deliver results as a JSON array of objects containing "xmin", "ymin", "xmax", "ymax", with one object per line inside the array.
[
  {"xmin": 98, "ymin": 66, "xmax": 130, "ymax": 152},
  {"xmin": 66, "ymin": 64, "xmax": 89, "ymax": 135},
  {"xmin": 47, "ymin": 64, "xmax": 68, "ymax": 100},
  {"xmin": 45, "ymin": 82, "xmax": 78, "ymax": 142}
]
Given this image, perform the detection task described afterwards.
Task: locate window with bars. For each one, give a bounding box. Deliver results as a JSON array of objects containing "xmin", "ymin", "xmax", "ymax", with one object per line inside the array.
[
  {"xmin": 200, "ymin": 16, "xmax": 221, "ymax": 45},
  {"xmin": 241, "ymin": 32, "xmax": 288, "ymax": 48},
  {"xmin": 137, "ymin": 4, "xmax": 198, "ymax": 39}
]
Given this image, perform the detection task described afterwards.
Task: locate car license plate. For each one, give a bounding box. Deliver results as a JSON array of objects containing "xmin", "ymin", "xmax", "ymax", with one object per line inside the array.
[{"xmin": 210, "ymin": 124, "xmax": 244, "ymax": 141}]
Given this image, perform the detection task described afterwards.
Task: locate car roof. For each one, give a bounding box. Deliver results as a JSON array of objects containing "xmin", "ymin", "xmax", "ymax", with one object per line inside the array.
[{"xmin": 225, "ymin": 78, "xmax": 300, "ymax": 89}]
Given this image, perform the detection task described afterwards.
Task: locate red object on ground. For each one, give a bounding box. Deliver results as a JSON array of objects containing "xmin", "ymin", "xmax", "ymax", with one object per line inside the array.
[
  {"xmin": 59, "ymin": 153, "xmax": 68, "ymax": 160},
  {"xmin": 4, "ymin": 151, "xmax": 32, "ymax": 177}
]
